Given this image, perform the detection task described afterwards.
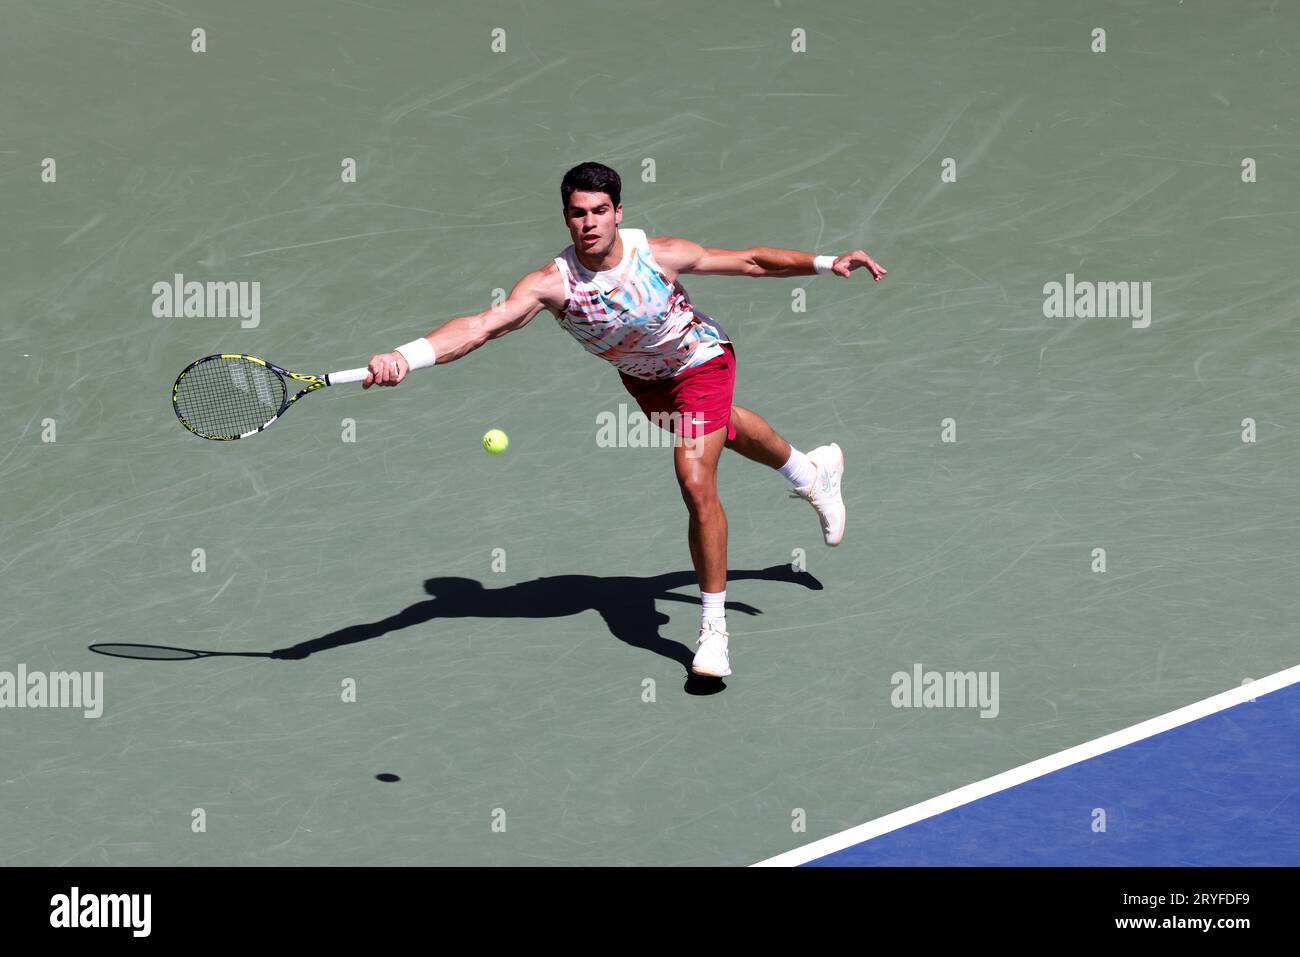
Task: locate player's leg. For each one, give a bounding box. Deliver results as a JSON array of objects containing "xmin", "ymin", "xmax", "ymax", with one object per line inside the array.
[
  {"xmin": 619, "ymin": 342, "xmax": 741, "ymax": 675},
  {"xmin": 725, "ymin": 404, "xmax": 793, "ymax": 469},
  {"xmin": 674, "ymin": 426, "xmax": 728, "ymax": 594},
  {"xmin": 727, "ymin": 404, "xmax": 847, "ymax": 547},
  {"xmin": 674, "ymin": 426, "xmax": 732, "ymax": 677}
]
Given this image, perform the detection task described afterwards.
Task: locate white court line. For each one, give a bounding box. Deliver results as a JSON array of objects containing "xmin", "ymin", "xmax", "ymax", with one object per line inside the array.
[{"xmin": 753, "ymin": 663, "xmax": 1300, "ymax": 867}]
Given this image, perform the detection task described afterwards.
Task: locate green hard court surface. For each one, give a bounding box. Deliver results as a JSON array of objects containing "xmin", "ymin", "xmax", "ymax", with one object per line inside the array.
[{"xmin": 1, "ymin": 0, "xmax": 1297, "ymax": 866}]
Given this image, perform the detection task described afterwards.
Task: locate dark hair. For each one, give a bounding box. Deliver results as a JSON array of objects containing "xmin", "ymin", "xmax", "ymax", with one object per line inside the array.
[{"xmin": 561, "ymin": 162, "xmax": 621, "ymax": 210}]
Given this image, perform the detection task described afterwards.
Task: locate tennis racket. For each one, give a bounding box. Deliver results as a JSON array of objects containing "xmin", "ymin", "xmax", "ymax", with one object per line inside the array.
[
  {"xmin": 172, "ymin": 353, "xmax": 371, "ymax": 440},
  {"xmin": 88, "ymin": 642, "xmax": 270, "ymax": 661}
]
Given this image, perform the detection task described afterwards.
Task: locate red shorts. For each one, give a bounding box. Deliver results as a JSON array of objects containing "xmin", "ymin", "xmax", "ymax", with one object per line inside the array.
[{"xmin": 619, "ymin": 343, "xmax": 737, "ymax": 442}]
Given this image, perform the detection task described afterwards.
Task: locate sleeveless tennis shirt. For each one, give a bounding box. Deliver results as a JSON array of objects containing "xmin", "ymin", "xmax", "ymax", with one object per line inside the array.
[{"xmin": 552, "ymin": 227, "xmax": 730, "ymax": 381}]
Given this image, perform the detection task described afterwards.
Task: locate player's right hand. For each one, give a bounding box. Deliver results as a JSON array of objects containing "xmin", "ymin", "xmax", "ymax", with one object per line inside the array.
[{"xmin": 364, "ymin": 351, "xmax": 409, "ymax": 388}]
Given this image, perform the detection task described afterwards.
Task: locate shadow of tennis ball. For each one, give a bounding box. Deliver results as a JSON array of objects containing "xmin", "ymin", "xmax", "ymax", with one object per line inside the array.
[{"xmin": 375, "ymin": 773, "xmax": 401, "ymax": 783}]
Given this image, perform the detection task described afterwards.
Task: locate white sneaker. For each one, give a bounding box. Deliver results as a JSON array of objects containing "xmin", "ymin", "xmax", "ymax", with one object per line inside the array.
[
  {"xmin": 691, "ymin": 619, "xmax": 731, "ymax": 677},
  {"xmin": 790, "ymin": 442, "xmax": 846, "ymax": 546}
]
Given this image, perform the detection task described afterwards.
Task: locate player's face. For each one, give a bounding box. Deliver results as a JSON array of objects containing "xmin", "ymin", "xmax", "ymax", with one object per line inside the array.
[{"xmin": 565, "ymin": 191, "xmax": 621, "ymax": 256}]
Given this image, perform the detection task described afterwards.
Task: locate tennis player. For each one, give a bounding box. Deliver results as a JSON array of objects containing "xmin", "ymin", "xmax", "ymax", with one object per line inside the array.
[{"xmin": 364, "ymin": 162, "xmax": 887, "ymax": 677}]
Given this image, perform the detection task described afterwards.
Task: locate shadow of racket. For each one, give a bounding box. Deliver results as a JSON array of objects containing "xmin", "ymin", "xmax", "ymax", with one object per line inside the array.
[{"xmin": 88, "ymin": 643, "xmax": 272, "ymax": 661}]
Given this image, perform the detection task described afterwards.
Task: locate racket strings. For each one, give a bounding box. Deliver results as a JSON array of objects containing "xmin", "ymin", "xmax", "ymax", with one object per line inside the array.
[{"xmin": 175, "ymin": 357, "xmax": 287, "ymax": 438}]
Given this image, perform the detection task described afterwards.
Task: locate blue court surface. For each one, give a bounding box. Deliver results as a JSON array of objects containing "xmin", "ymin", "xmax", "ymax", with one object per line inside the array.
[{"xmin": 758, "ymin": 667, "xmax": 1300, "ymax": 866}]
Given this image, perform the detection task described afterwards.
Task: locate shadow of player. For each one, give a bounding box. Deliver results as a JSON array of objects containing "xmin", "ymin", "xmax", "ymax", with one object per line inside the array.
[{"xmin": 270, "ymin": 564, "xmax": 823, "ymax": 673}]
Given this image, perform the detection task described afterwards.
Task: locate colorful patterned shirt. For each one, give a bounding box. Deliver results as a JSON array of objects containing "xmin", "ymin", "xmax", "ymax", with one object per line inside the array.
[{"xmin": 552, "ymin": 227, "xmax": 730, "ymax": 381}]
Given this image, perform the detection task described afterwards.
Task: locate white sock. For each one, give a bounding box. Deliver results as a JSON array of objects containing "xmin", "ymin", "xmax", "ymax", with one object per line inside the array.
[
  {"xmin": 779, "ymin": 447, "xmax": 817, "ymax": 488},
  {"xmin": 701, "ymin": 590, "xmax": 727, "ymax": 631}
]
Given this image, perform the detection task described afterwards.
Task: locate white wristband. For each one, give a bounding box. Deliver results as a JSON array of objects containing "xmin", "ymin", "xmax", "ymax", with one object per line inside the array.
[
  {"xmin": 813, "ymin": 255, "xmax": 837, "ymax": 277},
  {"xmin": 395, "ymin": 337, "xmax": 437, "ymax": 371}
]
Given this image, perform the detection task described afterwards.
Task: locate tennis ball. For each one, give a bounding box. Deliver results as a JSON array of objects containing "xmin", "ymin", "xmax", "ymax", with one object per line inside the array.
[{"xmin": 482, "ymin": 429, "xmax": 509, "ymax": 454}]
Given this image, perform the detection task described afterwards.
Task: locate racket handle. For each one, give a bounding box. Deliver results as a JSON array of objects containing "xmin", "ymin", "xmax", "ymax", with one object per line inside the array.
[{"xmin": 326, "ymin": 367, "xmax": 370, "ymax": 386}]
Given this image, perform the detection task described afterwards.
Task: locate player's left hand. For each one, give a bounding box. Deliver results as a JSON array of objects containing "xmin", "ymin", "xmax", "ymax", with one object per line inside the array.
[{"xmin": 834, "ymin": 250, "xmax": 888, "ymax": 281}]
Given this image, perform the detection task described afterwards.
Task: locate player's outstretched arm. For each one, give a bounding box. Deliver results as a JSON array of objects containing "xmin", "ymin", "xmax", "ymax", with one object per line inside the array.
[
  {"xmin": 652, "ymin": 236, "xmax": 887, "ymax": 282},
  {"xmin": 364, "ymin": 267, "xmax": 559, "ymax": 388}
]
